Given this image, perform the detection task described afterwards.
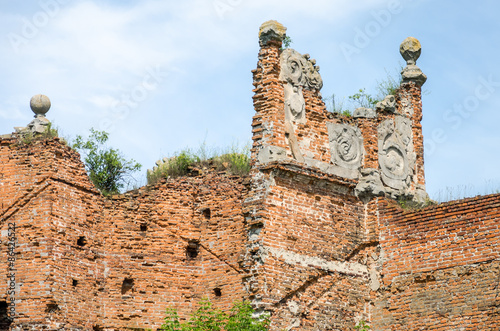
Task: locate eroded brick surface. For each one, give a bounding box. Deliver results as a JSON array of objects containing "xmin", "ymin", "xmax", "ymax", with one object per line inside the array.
[
  {"xmin": 0, "ymin": 22, "xmax": 498, "ymax": 331},
  {"xmin": 374, "ymin": 197, "xmax": 500, "ymax": 330},
  {"xmin": 0, "ymin": 140, "xmax": 249, "ymax": 330}
]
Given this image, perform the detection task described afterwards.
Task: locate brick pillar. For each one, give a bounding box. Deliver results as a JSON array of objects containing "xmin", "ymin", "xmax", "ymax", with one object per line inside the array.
[
  {"xmin": 398, "ymin": 37, "xmax": 427, "ymax": 200},
  {"xmin": 250, "ymin": 20, "xmax": 287, "ymax": 167}
]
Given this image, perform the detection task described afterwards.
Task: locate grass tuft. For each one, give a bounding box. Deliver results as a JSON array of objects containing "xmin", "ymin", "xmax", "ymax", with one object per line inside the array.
[
  {"xmin": 147, "ymin": 143, "xmax": 251, "ymax": 185},
  {"xmin": 17, "ymin": 122, "xmax": 60, "ymax": 145}
]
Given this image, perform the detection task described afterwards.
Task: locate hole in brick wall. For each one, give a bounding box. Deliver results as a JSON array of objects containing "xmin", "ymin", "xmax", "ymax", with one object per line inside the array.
[
  {"xmin": 186, "ymin": 241, "xmax": 200, "ymax": 259},
  {"xmin": 0, "ymin": 301, "xmax": 12, "ymax": 328},
  {"xmin": 140, "ymin": 224, "xmax": 147, "ymax": 232},
  {"xmin": 213, "ymin": 288, "xmax": 222, "ymax": 297},
  {"xmin": 92, "ymin": 325, "xmax": 103, "ymax": 331},
  {"xmin": 121, "ymin": 278, "xmax": 134, "ymax": 295},
  {"xmin": 45, "ymin": 303, "xmax": 59, "ymax": 313},
  {"xmin": 202, "ymin": 208, "xmax": 211, "ymax": 219},
  {"xmin": 72, "ymin": 279, "xmax": 78, "ymax": 287},
  {"xmin": 77, "ymin": 236, "xmax": 87, "ymax": 246}
]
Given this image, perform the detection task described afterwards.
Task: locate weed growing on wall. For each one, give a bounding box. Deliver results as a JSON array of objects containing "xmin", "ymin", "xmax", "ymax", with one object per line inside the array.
[
  {"xmin": 324, "ymin": 67, "xmax": 402, "ymax": 115},
  {"xmin": 374, "ymin": 67, "xmax": 402, "ymax": 99},
  {"xmin": 397, "ymin": 196, "xmax": 438, "ymax": 210},
  {"xmin": 279, "ymin": 35, "xmax": 293, "ymax": 51},
  {"xmin": 16, "ymin": 122, "xmax": 59, "ymax": 145},
  {"xmin": 354, "ymin": 320, "xmax": 371, "ymax": 331}
]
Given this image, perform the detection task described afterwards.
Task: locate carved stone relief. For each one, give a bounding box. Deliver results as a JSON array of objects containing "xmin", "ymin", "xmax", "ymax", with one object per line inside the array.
[
  {"xmin": 327, "ymin": 123, "xmax": 364, "ymax": 170},
  {"xmin": 352, "ymin": 107, "xmax": 376, "ymax": 119},
  {"xmin": 378, "ymin": 117, "xmax": 415, "ymax": 190},
  {"xmin": 280, "ymin": 49, "xmax": 323, "ymax": 90},
  {"xmin": 375, "ymin": 95, "xmax": 396, "ymax": 113},
  {"xmin": 284, "ymin": 83, "xmax": 306, "ymax": 124},
  {"xmin": 355, "ymin": 168, "xmax": 385, "ymax": 199},
  {"xmin": 279, "ymin": 49, "xmax": 323, "ymax": 163}
]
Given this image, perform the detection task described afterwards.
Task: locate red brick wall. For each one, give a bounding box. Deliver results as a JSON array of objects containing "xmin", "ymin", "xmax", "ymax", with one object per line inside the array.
[
  {"xmin": 0, "ymin": 139, "xmax": 250, "ymax": 330},
  {"xmin": 97, "ymin": 173, "xmax": 249, "ymax": 330},
  {"xmin": 246, "ymin": 21, "xmax": 431, "ymax": 330},
  {"xmin": 0, "ymin": 22, "xmax": 498, "ymax": 331},
  {"xmin": 374, "ymin": 195, "xmax": 500, "ymax": 330},
  {"xmin": 0, "ymin": 139, "xmax": 102, "ymax": 329},
  {"xmin": 242, "ymin": 166, "xmax": 373, "ymax": 329}
]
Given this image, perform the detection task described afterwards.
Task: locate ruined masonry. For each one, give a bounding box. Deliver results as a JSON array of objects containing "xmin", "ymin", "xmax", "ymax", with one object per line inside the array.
[{"xmin": 0, "ymin": 20, "xmax": 499, "ymax": 330}]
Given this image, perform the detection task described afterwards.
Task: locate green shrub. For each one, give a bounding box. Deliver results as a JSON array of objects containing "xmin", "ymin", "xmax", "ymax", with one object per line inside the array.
[
  {"xmin": 348, "ymin": 88, "xmax": 379, "ymax": 109},
  {"xmin": 280, "ymin": 35, "xmax": 293, "ymax": 50},
  {"xmin": 72, "ymin": 128, "xmax": 141, "ymax": 196},
  {"xmin": 159, "ymin": 299, "xmax": 269, "ymax": 331},
  {"xmin": 375, "ymin": 67, "xmax": 402, "ymax": 100},
  {"xmin": 215, "ymin": 152, "xmax": 251, "ymax": 176}
]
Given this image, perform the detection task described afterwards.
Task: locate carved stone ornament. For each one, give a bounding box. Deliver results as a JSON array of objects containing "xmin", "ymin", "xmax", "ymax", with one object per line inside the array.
[
  {"xmin": 284, "ymin": 83, "xmax": 306, "ymax": 124},
  {"xmin": 375, "ymin": 95, "xmax": 396, "ymax": 113},
  {"xmin": 400, "ymin": 37, "xmax": 427, "ymax": 86},
  {"xmin": 327, "ymin": 123, "xmax": 364, "ymax": 170},
  {"xmin": 378, "ymin": 117, "xmax": 415, "ymax": 190},
  {"xmin": 280, "ymin": 49, "xmax": 323, "ymax": 90},
  {"xmin": 355, "ymin": 168, "xmax": 385, "ymax": 199},
  {"xmin": 352, "ymin": 107, "xmax": 376, "ymax": 119},
  {"xmin": 16, "ymin": 94, "xmax": 52, "ymax": 135}
]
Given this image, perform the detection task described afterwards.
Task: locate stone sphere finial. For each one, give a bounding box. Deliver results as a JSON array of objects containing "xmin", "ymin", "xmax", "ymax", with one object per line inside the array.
[
  {"xmin": 400, "ymin": 37, "xmax": 426, "ymax": 86},
  {"xmin": 30, "ymin": 94, "xmax": 51, "ymax": 117},
  {"xmin": 400, "ymin": 37, "xmax": 421, "ymax": 66},
  {"xmin": 259, "ymin": 20, "xmax": 287, "ymax": 47}
]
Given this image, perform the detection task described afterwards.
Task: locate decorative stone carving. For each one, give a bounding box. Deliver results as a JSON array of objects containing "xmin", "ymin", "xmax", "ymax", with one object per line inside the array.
[
  {"xmin": 280, "ymin": 49, "xmax": 323, "ymax": 91},
  {"xmin": 279, "ymin": 49, "xmax": 323, "ymax": 163},
  {"xmin": 327, "ymin": 123, "xmax": 364, "ymax": 170},
  {"xmin": 375, "ymin": 95, "xmax": 396, "ymax": 113},
  {"xmin": 352, "ymin": 107, "xmax": 376, "ymax": 119},
  {"xmin": 18, "ymin": 94, "xmax": 52, "ymax": 134},
  {"xmin": 284, "ymin": 83, "xmax": 306, "ymax": 124},
  {"xmin": 400, "ymin": 37, "xmax": 427, "ymax": 86},
  {"xmin": 355, "ymin": 168, "xmax": 385, "ymax": 199},
  {"xmin": 30, "ymin": 94, "xmax": 51, "ymax": 116},
  {"xmin": 378, "ymin": 117, "xmax": 415, "ymax": 190}
]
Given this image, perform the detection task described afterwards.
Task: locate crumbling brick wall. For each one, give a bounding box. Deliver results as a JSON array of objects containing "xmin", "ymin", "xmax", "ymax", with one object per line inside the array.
[
  {"xmin": 245, "ymin": 20, "xmax": 431, "ymax": 330},
  {"xmin": 0, "ymin": 19, "xmax": 499, "ymax": 331},
  {"xmin": 241, "ymin": 164, "xmax": 374, "ymax": 330},
  {"xmin": 373, "ymin": 196, "xmax": 500, "ymax": 330},
  {"xmin": 0, "ymin": 138, "xmax": 103, "ymax": 329},
  {"xmin": 96, "ymin": 172, "xmax": 249, "ymax": 330},
  {"xmin": 0, "ymin": 139, "xmax": 250, "ymax": 330}
]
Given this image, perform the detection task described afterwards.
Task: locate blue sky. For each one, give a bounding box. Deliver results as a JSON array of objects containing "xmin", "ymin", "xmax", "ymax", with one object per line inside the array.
[{"xmin": 1, "ymin": 0, "xmax": 499, "ymax": 201}]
